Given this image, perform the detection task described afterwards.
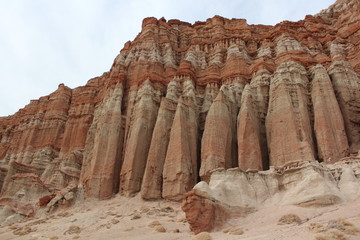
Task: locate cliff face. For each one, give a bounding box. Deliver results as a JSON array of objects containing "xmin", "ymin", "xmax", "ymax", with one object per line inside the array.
[{"xmin": 0, "ymin": 0, "xmax": 359, "ymax": 220}]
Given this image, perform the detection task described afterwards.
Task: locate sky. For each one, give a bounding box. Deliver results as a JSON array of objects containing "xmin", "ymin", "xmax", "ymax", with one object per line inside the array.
[{"xmin": 0, "ymin": 0, "xmax": 335, "ymax": 117}]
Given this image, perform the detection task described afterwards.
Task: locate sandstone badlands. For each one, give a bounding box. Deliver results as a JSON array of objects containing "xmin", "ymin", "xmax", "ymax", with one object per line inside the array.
[{"xmin": 1, "ymin": 0, "xmax": 360, "ymax": 239}]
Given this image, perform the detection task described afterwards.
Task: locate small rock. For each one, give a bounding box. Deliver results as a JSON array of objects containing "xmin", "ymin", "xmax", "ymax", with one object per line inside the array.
[
  {"xmin": 64, "ymin": 192, "xmax": 74, "ymax": 201},
  {"xmin": 222, "ymin": 227, "xmax": 244, "ymax": 235},
  {"xmin": 64, "ymin": 225, "xmax": 81, "ymax": 235},
  {"xmin": 160, "ymin": 206, "xmax": 174, "ymax": 213},
  {"xmin": 107, "ymin": 212, "xmax": 117, "ymax": 216},
  {"xmin": 148, "ymin": 220, "xmax": 161, "ymax": 228},
  {"xmin": 13, "ymin": 226, "xmax": 35, "ymax": 236},
  {"xmin": 140, "ymin": 207, "xmax": 150, "ymax": 213},
  {"xmin": 229, "ymin": 228, "xmax": 244, "ymax": 235},
  {"xmin": 154, "ymin": 225, "xmax": 166, "ymax": 233},
  {"xmin": 277, "ymin": 214, "xmax": 302, "ymax": 225},
  {"xmin": 178, "ymin": 218, "xmax": 187, "ymax": 223},
  {"xmin": 57, "ymin": 212, "xmax": 73, "ymax": 218},
  {"xmin": 131, "ymin": 214, "xmax": 141, "ymax": 220},
  {"xmin": 192, "ymin": 232, "xmax": 212, "ymax": 240},
  {"xmin": 173, "ymin": 229, "xmax": 180, "ymax": 233},
  {"xmin": 111, "ymin": 219, "xmax": 119, "ymax": 224},
  {"xmin": 308, "ymin": 222, "xmax": 325, "ymax": 233}
]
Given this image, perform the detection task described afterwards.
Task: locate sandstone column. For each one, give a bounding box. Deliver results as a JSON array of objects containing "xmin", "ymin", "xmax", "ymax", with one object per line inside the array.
[
  {"xmin": 141, "ymin": 80, "xmax": 180, "ymax": 200},
  {"xmin": 249, "ymin": 69, "xmax": 271, "ymax": 169},
  {"xmin": 328, "ymin": 61, "xmax": 360, "ymax": 153},
  {"xmin": 80, "ymin": 83, "xmax": 124, "ymax": 199},
  {"xmin": 311, "ymin": 64, "xmax": 349, "ymax": 162},
  {"xmin": 237, "ymin": 85, "xmax": 263, "ymax": 170},
  {"xmin": 120, "ymin": 80, "xmax": 160, "ymax": 196},
  {"xmin": 200, "ymin": 81, "xmax": 241, "ymax": 181},
  {"xmin": 200, "ymin": 90, "xmax": 232, "ymax": 181},
  {"xmin": 266, "ymin": 61, "xmax": 315, "ymax": 166},
  {"xmin": 162, "ymin": 80, "xmax": 198, "ymax": 201}
]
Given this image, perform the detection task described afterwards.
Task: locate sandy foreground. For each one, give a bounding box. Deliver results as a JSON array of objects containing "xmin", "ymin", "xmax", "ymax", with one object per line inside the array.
[{"xmin": 0, "ymin": 194, "xmax": 359, "ymax": 240}]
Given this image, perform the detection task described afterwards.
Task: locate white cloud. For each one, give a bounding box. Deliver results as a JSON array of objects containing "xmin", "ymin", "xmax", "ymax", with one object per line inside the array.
[{"xmin": 0, "ymin": 0, "xmax": 335, "ymax": 116}]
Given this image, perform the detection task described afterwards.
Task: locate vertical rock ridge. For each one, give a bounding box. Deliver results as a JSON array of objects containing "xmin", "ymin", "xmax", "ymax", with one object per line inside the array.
[
  {"xmin": 141, "ymin": 80, "xmax": 180, "ymax": 200},
  {"xmin": 120, "ymin": 80, "xmax": 161, "ymax": 196},
  {"xmin": 162, "ymin": 79, "xmax": 199, "ymax": 201},
  {"xmin": 328, "ymin": 61, "xmax": 360, "ymax": 153},
  {"xmin": 200, "ymin": 82, "xmax": 242, "ymax": 181},
  {"xmin": 249, "ymin": 69, "xmax": 271, "ymax": 169},
  {"xmin": 237, "ymin": 85, "xmax": 264, "ymax": 170},
  {"xmin": 266, "ymin": 61, "xmax": 315, "ymax": 166},
  {"xmin": 80, "ymin": 83, "xmax": 124, "ymax": 199},
  {"xmin": 311, "ymin": 64, "xmax": 349, "ymax": 162}
]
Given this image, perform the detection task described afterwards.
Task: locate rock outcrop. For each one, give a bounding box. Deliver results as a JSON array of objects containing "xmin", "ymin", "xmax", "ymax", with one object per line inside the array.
[
  {"xmin": 183, "ymin": 158, "xmax": 360, "ymax": 232},
  {"xmin": 80, "ymin": 83, "xmax": 124, "ymax": 199},
  {"xmin": 0, "ymin": 0, "xmax": 360, "ymax": 227},
  {"xmin": 200, "ymin": 83, "xmax": 241, "ymax": 181},
  {"xmin": 266, "ymin": 61, "xmax": 315, "ymax": 165},
  {"xmin": 140, "ymin": 80, "xmax": 179, "ymax": 200},
  {"xmin": 311, "ymin": 64, "xmax": 349, "ymax": 162},
  {"xmin": 162, "ymin": 79, "xmax": 199, "ymax": 201}
]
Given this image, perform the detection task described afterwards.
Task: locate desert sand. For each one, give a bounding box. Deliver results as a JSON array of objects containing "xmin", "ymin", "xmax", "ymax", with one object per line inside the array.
[{"xmin": 0, "ymin": 193, "xmax": 359, "ymax": 240}]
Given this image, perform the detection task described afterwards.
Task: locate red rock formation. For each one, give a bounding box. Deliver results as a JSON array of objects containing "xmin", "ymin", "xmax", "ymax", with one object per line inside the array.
[
  {"xmin": 120, "ymin": 80, "xmax": 161, "ymax": 196},
  {"xmin": 80, "ymin": 83, "xmax": 124, "ymax": 199},
  {"xmin": 141, "ymin": 80, "xmax": 179, "ymax": 200},
  {"xmin": 311, "ymin": 64, "xmax": 349, "ymax": 162},
  {"xmin": 266, "ymin": 61, "xmax": 315, "ymax": 165},
  {"xmin": 237, "ymin": 85, "xmax": 264, "ymax": 170},
  {"xmin": 0, "ymin": 0, "xmax": 359, "ymax": 220},
  {"xmin": 162, "ymin": 80, "xmax": 199, "ymax": 201},
  {"xmin": 182, "ymin": 189, "xmax": 252, "ymax": 234},
  {"xmin": 200, "ymin": 84, "xmax": 240, "ymax": 181},
  {"xmin": 328, "ymin": 61, "xmax": 360, "ymax": 153}
]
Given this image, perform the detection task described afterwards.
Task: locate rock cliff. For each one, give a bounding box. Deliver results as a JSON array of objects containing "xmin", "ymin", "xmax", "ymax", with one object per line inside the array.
[{"xmin": 0, "ymin": 0, "xmax": 360, "ymax": 231}]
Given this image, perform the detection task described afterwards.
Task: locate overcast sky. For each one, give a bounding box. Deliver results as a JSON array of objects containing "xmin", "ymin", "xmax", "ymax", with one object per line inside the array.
[{"xmin": 0, "ymin": 0, "xmax": 335, "ymax": 117}]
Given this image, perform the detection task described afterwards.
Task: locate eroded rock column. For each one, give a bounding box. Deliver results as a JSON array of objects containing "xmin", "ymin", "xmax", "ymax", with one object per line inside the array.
[
  {"xmin": 266, "ymin": 61, "xmax": 315, "ymax": 166},
  {"xmin": 141, "ymin": 80, "xmax": 180, "ymax": 200},
  {"xmin": 237, "ymin": 85, "xmax": 263, "ymax": 170},
  {"xmin": 200, "ymin": 83, "xmax": 241, "ymax": 181},
  {"xmin": 162, "ymin": 80, "xmax": 199, "ymax": 201},
  {"xmin": 328, "ymin": 61, "xmax": 360, "ymax": 153},
  {"xmin": 120, "ymin": 80, "xmax": 161, "ymax": 196},
  {"xmin": 311, "ymin": 64, "xmax": 349, "ymax": 162},
  {"xmin": 80, "ymin": 83, "xmax": 124, "ymax": 199}
]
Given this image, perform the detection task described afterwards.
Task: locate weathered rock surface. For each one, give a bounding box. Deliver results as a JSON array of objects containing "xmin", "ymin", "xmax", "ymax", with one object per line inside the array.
[
  {"xmin": 328, "ymin": 61, "xmax": 360, "ymax": 153},
  {"xmin": 119, "ymin": 80, "xmax": 161, "ymax": 196},
  {"xmin": 0, "ymin": 0, "xmax": 359, "ymax": 225},
  {"xmin": 266, "ymin": 61, "xmax": 315, "ymax": 165},
  {"xmin": 80, "ymin": 83, "xmax": 124, "ymax": 199},
  {"xmin": 140, "ymin": 81, "xmax": 179, "ymax": 200},
  {"xmin": 183, "ymin": 158, "xmax": 360, "ymax": 232},
  {"xmin": 311, "ymin": 64, "xmax": 349, "ymax": 162},
  {"xmin": 200, "ymin": 83, "xmax": 241, "ymax": 181},
  {"xmin": 237, "ymin": 85, "xmax": 263, "ymax": 170},
  {"xmin": 162, "ymin": 80, "xmax": 199, "ymax": 201},
  {"xmin": 182, "ymin": 189, "xmax": 250, "ymax": 234}
]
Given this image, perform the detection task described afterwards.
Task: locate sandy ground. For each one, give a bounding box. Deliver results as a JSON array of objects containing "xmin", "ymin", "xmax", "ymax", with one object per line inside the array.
[{"xmin": 1, "ymin": 194, "xmax": 360, "ymax": 240}]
